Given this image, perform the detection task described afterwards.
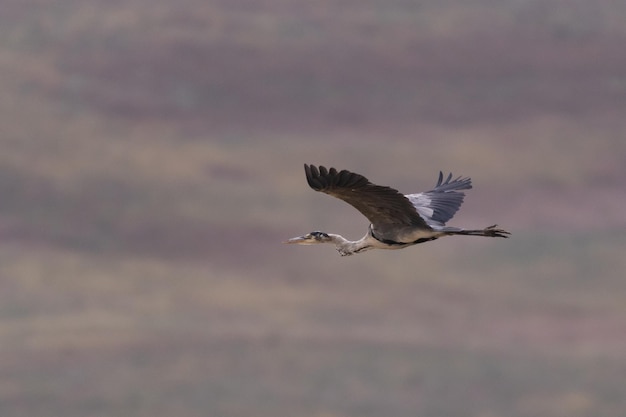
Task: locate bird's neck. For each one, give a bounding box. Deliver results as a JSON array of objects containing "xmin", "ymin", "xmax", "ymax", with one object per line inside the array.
[{"xmin": 328, "ymin": 233, "xmax": 374, "ymax": 256}]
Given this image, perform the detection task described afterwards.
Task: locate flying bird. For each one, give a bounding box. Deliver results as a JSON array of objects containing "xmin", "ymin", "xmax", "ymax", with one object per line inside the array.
[{"xmin": 284, "ymin": 164, "xmax": 510, "ymax": 256}]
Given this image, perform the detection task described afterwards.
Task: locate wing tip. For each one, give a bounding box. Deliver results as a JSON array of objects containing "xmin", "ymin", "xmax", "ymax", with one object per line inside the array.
[
  {"xmin": 304, "ymin": 164, "xmax": 371, "ymax": 191},
  {"xmin": 304, "ymin": 164, "xmax": 323, "ymax": 190},
  {"xmin": 435, "ymin": 171, "xmax": 472, "ymax": 191}
]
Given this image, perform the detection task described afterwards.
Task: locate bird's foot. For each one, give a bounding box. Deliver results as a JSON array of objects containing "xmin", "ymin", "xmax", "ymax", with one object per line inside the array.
[{"xmin": 484, "ymin": 225, "xmax": 511, "ymax": 238}]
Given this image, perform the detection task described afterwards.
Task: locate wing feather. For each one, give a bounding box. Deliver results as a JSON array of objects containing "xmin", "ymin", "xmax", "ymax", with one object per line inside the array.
[
  {"xmin": 304, "ymin": 164, "xmax": 430, "ymax": 232},
  {"xmin": 406, "ymin": 171, "xmax": 472, "ymax": 226}
]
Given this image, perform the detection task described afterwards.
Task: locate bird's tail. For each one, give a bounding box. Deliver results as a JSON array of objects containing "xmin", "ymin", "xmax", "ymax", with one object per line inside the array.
[{"xmin": 441, "ymin": 225, "xmax": 510, "ymax": 238}]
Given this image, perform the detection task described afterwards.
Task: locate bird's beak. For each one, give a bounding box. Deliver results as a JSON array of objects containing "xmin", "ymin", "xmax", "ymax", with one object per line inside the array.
[{"xmin": 283, "ymin": 235, "xmax": 311, "ymax": 244}]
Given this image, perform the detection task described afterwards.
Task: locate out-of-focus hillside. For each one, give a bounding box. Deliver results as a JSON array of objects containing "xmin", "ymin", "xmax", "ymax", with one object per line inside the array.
[{"xmin": 1, "ymin": 1, "xmax": 626, "ymax": 416}]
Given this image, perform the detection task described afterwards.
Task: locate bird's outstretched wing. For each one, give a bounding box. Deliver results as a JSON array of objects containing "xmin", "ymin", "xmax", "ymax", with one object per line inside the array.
[
  {"xmin": 406, "ymin": 172, "xmax": 472, "ymax": 227},
  {"xmin": 304, "ymin": 164, "xmax": 430, "ymax": 232}
]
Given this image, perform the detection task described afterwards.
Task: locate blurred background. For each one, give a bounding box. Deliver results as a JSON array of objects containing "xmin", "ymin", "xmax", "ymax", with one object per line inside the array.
[{"xmin": 1, "ymin": 0, "xmax": 626, "ymax": 416}]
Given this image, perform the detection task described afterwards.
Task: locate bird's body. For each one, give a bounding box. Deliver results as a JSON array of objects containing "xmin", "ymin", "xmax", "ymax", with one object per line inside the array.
[{"xmin": 285, "ymin": 164, "xmax": 510, "ymax": 256}]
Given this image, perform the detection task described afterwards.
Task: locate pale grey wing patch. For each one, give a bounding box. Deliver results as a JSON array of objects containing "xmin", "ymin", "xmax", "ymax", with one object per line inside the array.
[
  {"xmin": 407, "ymin": 194, "xmax": 436, "ymax": 224},
  {"xmin": 406, "ymin": 172, "xmax": 472, "ymax": 226}
]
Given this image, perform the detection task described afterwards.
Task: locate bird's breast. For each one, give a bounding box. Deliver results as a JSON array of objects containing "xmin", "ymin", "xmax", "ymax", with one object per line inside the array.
[{"xmin": 369, "ymin": 225, "xmax": 440, "ymax": 245}]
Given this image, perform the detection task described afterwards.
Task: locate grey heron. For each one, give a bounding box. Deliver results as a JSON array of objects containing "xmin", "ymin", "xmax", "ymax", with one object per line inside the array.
[{"xmin": 285, "ymin": 164, "xmax": 510, "ymax": 256}]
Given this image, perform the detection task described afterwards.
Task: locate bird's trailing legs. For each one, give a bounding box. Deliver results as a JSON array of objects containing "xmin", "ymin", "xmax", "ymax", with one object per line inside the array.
[{"xmin": 443, "ymin": 224, "xmax": 510, "ymax": 238}]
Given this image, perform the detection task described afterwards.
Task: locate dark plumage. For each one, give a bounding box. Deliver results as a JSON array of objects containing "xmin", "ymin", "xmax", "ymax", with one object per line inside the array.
[{"xmin": 304, "ymin": 164, "xmax": 428, "ymax": 229}]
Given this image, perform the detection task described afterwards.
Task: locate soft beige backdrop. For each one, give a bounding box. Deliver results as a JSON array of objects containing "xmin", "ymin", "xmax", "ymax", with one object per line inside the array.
[{"xmin": 1, "ymin": 1, "xmax": 625, "ymax": 416}]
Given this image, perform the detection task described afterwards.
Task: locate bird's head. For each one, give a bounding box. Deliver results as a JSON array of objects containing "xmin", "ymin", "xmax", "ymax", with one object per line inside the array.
[{"xmin": 283, "ymin": 231, "xmax": 332, "ymax": 245}]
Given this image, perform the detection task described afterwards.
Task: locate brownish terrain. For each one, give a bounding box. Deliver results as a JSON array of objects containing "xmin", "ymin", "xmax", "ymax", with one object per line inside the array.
[{"xmin": 1, "ymin": 1, "xmax": 625, "ymax": 416}]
